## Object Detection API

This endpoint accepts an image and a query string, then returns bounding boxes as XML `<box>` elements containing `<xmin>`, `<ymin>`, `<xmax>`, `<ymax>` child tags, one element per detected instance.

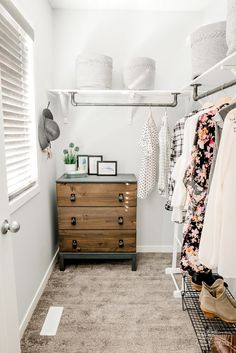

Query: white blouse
<box><xmin>171</xmin><ymin>112</ymin><xmax>199</xmax><ymax>223</ymax></box>
<box><xmin>199</xmin><ymin>109</ymin><xmax>236</xmax><ymax>278</ymax></box>
<box><xmin>158</xmin><ymin>113</ymin><xmax>171</xmax><ymax>197</ymax></box>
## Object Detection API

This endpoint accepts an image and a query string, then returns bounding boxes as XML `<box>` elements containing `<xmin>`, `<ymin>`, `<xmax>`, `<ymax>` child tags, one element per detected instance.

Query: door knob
<box><xmin>1</xmin><ymin>220</ymin><xmax>20</xmax><ymax>235</ymax></box>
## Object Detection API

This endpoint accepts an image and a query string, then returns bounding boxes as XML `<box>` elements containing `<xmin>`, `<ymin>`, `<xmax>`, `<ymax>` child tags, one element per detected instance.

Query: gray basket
<box><xmin>123</xmin><ymin>57</ymin><xmax>156</xmax><ymax>90</ymax></box>
<box><xmin>226</xmin><ymin>0</ymin><xmax>236</xmax><ymax>55</ymax></box>
<box><xmin>76</xmin><ymin>53</ymin><xmax>113</xmax><ymax>89</ymax></box>
<box><xmin>190</xmin><ymin>21</ymin><xmax>227</xmax><ymax>79</ymax></box>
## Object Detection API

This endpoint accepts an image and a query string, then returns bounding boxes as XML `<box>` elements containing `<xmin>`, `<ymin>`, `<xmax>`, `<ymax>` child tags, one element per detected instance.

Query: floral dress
<box><xmin>180</xmin><ymin>109</ymin><xmax>217</xmax><ymax>273</ymax></box>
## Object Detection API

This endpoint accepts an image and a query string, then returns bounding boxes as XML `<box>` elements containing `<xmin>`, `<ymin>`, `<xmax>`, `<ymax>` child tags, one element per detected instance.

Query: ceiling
<box><xmin>49</xmin><ymin>0</ymin><xmax>212</xmax><ymax>11</ymax></box>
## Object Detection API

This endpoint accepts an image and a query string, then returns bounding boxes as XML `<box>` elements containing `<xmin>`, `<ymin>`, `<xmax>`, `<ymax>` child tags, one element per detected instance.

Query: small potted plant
<box><xmin>63</xmin><ymin>142</ymin><xmax>79</xmax><ymax>173</ymax></box>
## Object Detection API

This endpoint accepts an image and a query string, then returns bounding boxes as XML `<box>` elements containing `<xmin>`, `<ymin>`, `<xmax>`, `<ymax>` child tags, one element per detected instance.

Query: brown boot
<box><xmin>200</xmin><ymin>284</ymin><xmax>236</xmax><ymax>323</ymax></box>
<box><xmin>200</xmin><ymin>280</ymin><xmax>236</xmax><ymax>308</ymax></box>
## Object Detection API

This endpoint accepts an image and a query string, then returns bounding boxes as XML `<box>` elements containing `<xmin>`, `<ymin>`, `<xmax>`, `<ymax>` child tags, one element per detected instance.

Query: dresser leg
<box><xmin>59</xmin><ymin>254</ymin><xmax>65</xmax><ymax>271</ymax></box>
<box><xmin>131</xmin><ymin>254</ymin><xmax>137</xmax><ymax>271</ymax></box>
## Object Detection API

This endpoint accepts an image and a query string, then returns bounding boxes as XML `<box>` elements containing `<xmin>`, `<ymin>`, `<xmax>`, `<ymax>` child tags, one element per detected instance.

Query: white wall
<box><xmin>52</xmin><ymin>10</ymin><xmax>204</xmax><ymax>250</ymax></box>
<box><xmin>10</xmin><ymin>0</ymin><xmax>58</xmax><ymax>325</ymax></box>
<box><xmin>203</xmin><ymin>0</ymin><xmax>227</xmax><ymax>24</ymax></box>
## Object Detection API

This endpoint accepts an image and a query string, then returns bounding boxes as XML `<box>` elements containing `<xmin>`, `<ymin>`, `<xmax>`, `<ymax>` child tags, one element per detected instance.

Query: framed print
<box><xmin>77</xmin><ymin>155</ymin><xmax>89</xmax><ymax>173</ymax></box>
<box><xmin>97</xmin><ymin>161</ymin><xmax>117</xmax><ymax>176</ymax></box>
<box><xmin>88</xmin><ymin>155</ymin><xmax>103</xmax><ymax>175</ymax></box>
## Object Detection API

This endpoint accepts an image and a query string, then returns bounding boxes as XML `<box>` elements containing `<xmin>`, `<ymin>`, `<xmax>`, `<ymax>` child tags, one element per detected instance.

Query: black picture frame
<box><xmin>97</xmin><ymin>161</ymin><xmax>117</xmax><ymax>176</ymax></box>
<box><xmin>88</xmin><ymin>155</ymin><xmax>103</xmax><ymax>175</ymax></box>
<box><xmin>77</xmin><ymin>155</ymin><xmax>89</xmax><ymax>174</ymax></box>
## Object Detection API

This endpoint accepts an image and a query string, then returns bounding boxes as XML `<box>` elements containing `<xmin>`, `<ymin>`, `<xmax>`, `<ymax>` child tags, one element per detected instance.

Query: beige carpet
<box><xmin>21</xmin><ymin>254</ymin><xmax>200</xmax><ymax>353</ymax></box>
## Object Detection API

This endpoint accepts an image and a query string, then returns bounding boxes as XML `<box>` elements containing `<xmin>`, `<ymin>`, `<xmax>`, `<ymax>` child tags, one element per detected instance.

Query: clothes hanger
<box><xmin>215</xmin><ymin>95</ymin><xmax>232</xmax><ymax>108</ymax></box>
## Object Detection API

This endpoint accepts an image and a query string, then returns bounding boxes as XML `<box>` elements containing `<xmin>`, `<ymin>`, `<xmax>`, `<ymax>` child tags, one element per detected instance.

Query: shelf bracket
<box><xmin>70</xmin><ymin>92</ymin><xmax>180</xmax><ymax>108</ymax></box>
<box><xmin>191</xmin><ymin>79</ymin><xmax>236</xmax><ymax>101</ymax></box>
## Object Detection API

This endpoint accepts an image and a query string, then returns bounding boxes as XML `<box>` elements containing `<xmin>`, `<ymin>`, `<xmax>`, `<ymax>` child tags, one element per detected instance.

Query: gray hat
<box><xmin>38</xmin><ymin>108</ymin><xmax>60</xmax><ymax>150</ymax></box>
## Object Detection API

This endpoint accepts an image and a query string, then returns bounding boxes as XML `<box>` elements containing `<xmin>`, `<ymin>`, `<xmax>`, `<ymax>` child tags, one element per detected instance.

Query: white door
<box><xmin>0</xmin><ymin>95</ymin><xmax>21</xmax><ymax>351</ymax></box>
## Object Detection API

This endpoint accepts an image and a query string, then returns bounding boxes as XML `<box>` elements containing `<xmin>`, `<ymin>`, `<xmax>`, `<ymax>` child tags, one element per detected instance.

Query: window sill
<box><xmin>9</xmin><ymin>184</ymin><xmax>40</xmax><ymax>215</ymax></box>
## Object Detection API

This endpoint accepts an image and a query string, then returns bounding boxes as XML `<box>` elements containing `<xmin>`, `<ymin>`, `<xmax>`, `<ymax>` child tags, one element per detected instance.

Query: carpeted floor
<box><xmin>21</xmin><ymin>253</ymin><xmax>200</xmax><ymax>353</ymax></box>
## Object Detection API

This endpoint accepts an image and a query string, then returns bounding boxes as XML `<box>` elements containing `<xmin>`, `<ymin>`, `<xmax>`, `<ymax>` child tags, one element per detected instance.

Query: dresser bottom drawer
<box><xmin>59</xmin><ymin>230</ymin><xmax>136</xmax><ymax>253</ymax></box>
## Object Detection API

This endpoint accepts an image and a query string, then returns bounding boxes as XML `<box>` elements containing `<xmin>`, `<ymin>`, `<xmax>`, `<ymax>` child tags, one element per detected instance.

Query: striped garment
<box><xmin>165</xmin><ymin>116</ymin><xmax>187</xmax><ymax>210</ymax></box>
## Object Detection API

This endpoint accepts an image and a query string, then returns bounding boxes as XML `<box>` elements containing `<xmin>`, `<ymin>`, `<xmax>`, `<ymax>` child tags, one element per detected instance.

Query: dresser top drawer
<box><xmin>57</xmin><ymin>182</ymin><xmax>137</xmax><ymax>207</ymax></box>
<box><xmin>56</xmin><ymin>173</ymin><xmax>137</xmax><ymax>184</ymax></box>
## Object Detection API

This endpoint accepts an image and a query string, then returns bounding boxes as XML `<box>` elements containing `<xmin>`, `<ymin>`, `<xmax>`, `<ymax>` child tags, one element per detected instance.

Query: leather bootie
<box><xmin>200</xmin><ymin>284</ymin><xmax>236</xmax><ymax>323</ymax></box>
<box><xmin>191</xmin><ymin>271</ymin><xmax>224</xmax><ymax>291</ymax></box>
<box><xmin>200</xmin><ymin>280</ymin><xmax>236</xmax><ymax>308</ymax></box>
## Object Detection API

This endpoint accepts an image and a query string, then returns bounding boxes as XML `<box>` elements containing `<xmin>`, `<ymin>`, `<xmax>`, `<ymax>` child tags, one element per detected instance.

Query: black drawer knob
<box><xmin>71</xmin><ymin>217</ymin><xmax>77</xmax><ymax>225</ymax></box>
<box><xmin>118</xmin><ymin>239</ymin><xmax>124</xmax><ymax>248</ymax></box>
<box><xmin>118</xmin><ymin>216</ymin><xmax>124</xmax><ymax>225</ymax></box>
<box><xmin>72</xmin><ymin>240</ymin><xmax>81</xmax><ymax>251</ymax></box>
<box><xmin>118</xmin><ymin>193</ymin><xmax>124</xmax><ymax>202</ymax></box>
<box><xmin>70</xmin><ymin>193</ymin><xmax>76</xmax><ymax>202</ymax></box>
<box><xmin>72</xmin><ymin>240</ymin><xmax>77</xmax><ymax>249</ymax></box>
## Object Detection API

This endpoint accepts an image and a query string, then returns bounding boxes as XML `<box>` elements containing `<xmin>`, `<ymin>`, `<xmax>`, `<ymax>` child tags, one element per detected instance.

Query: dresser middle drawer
<box><xmin>58</xmin><ymin>206</ymin><xmax>136</xmax><ymax>230</ymax></box>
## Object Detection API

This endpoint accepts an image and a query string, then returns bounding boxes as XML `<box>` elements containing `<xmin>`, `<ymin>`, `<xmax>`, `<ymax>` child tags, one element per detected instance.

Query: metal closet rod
<box><xmin>192</xmin><ymin>79</ymin><xmax>236</xmax><ymax>101</ymax></box>
<box><xmin>70</xmin><ymin>92</ymin><xmax>181</xmax><ymax>107</ymax></box>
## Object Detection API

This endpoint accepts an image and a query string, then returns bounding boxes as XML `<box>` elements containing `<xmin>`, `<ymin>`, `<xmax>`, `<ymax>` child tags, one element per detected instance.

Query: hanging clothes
<box><xmin>165</xmin><ymin>116</ymin><xmax>187</xmax><ymax>210</ymax></box>
<box><xmin>180</xmin><ymin>108</ymin><xmax>217</xmax><ymax>273</ymax></box>
<box><xmin>158</xmin><ymin>112</ymin><xmax>171</xmax><ymax>197</ymax></box>
<box><xmin>199</xmin><ymin>109</ymin><xmax>236</xmax><ymax>278</ymax></box>
<box><xmin>137</xmin><ymin>111</ymin><xmax>159</xmax><ymax>199</ymax></box>
<box><xmin>171</xmin><ymin>108</ymin><xmax>213</xmax><ymax>223</ymax></box>
<box><xmin>171</xmin><ymin>112</ymin><xmax>200</xmax><ymax>223</ymax></box>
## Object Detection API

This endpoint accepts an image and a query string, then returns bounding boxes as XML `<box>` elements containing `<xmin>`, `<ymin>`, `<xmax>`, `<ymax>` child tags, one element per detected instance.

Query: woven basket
<box><xmin>190</xmin><ymin>21</ymin><xmax>227</xmax><ymax>79</ymax></box>
<box><xmin>123</xmin><ymin>57</ymin><xmax>156</xmax><ymax>90</ymax></box>
<box><xmin>75</xmin><ymin>53</ymin><xmax>113</xmax><ymax>89</ymax></box>
<box><xmin>226</xmin><ymin>0</ymin><xmax>236</xmax><ymax>55</ymax></box>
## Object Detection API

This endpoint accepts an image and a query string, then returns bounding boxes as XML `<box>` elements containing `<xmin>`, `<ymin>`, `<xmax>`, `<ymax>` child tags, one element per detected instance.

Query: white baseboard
<box><xmin>137</xmin><ymin>245</ymin><xmax>172</xmax><ymax>253</ymax></box>
<box><xmin>19</xmin><ymin>249</ymin><xmax>59</xmax><ymax>338</ymax></box>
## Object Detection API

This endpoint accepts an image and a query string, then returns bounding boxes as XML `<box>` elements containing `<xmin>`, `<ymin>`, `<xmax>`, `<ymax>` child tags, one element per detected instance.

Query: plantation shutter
<box><xmin>0</xmin><ymin>3</ymin><xmax>37</xmax><ymax>201</ymax></box>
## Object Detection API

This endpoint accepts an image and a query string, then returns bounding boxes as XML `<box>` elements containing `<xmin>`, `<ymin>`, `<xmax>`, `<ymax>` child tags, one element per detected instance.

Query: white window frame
<box><xmin>0</xmin><ymin>1</ymin><xmax>40</xmax><ymax>214</ymax></box>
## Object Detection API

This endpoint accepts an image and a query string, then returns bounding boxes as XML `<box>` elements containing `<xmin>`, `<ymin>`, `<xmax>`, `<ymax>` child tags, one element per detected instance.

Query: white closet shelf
<box><xmin>182</xmin><ymin>51</ymin><xmax>236</xmax><ymax>92</ymax></box>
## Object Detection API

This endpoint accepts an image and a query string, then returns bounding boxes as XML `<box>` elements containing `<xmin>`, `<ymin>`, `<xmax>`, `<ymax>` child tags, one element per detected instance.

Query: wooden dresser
<box><xmin>56</xmin><ymin>174</ymin><xmax>137</xmax><ymax>271</ymax></box>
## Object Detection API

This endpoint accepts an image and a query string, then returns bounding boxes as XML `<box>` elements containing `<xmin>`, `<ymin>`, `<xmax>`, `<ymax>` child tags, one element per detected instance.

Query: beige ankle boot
<box><xmin>200</xmin><ymin>280</ymin><xmax>236</xmax><ymax>308</ymax></box>
<box><xmin>200</xmin><ymin>285</ymin><xmax>236</xmax><ymax>323</ymax></box>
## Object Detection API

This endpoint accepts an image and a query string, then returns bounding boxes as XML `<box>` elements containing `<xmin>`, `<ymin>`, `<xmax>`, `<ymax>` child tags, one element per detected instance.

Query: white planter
<box><xmin>226</xmin><ymin>0</ymin><xmax>236</xmax><ymax>55</ymax></box>
<box><xmin>123</xmin><ymin>57</ymin><xmax>156</xmax><ymax>90</ymax></box>
<box><xmin>64</xmin><ymin>164</ymin><xmax>77</xmax><ymax>173</ymax></box>
<box><xmin>75</xmin><ymin>52</ymin><xmax>113</xmax><ymax>89</ymax></box>
<box><xmin>190</xmin><ymin>21</ymin><xmax>227</xmax><ymax>79</ymax></box>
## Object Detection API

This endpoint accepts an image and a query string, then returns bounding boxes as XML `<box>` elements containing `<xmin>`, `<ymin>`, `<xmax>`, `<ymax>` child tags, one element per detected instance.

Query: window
<box><xmin>0</xmin><ymin>4</ymin><xmax>37</xmax><ymax>201</ymax></box>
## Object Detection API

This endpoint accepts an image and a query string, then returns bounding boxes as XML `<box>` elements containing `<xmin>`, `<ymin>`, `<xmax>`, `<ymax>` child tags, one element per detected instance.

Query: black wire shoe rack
<box><xmin>182</xmin><ymin>274</ymin><xmax>236</xmax><ymax>353</ymax></box>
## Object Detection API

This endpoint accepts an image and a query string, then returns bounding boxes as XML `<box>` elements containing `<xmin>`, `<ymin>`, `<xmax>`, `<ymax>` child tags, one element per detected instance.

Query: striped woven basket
<box><xmin>190</xmin><ymin>21</ymin><xmax>227</xmax><ymax>79</ymax></box>
<box><xmin>76</xmin><ymin>53</ymin><xmax>113</xmax><ymax>89</ymax></box>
